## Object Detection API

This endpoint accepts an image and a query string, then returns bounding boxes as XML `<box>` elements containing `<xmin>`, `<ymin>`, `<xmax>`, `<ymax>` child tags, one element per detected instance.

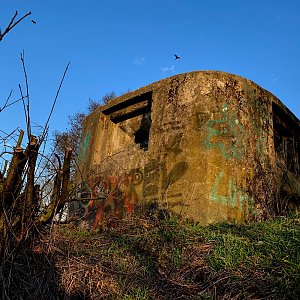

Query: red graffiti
<box><xmin>79</xmin><ymin>173</ymin><xmax>139</xmax><ymax>229</ymax></box>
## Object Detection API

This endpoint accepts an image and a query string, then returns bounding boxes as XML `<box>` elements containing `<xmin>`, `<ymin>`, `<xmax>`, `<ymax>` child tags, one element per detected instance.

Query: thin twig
<box><xmin>35</xmin><ymin>131</ymin><xmax>49</xmax><ymax>179</ymax></box>
<box><xmin>0</xmin><ymin>128</ymin><xmax>20</xmax><ymax>145</ymax></box>
<box><xmin>0</xmin><ymin>97</ymin><xmax>23</xmax><ymax>110</ymax></box>
<box><xmin>0</xmin><ymin>11</ymin><xmax>31</xmax><ymax>43</ymax></box>
<box><xmin>0</xmin><ymin>90</ymin><xmax>13</xmax><ymax>112</ymax></box>
<box><xmin>34</xmin><ymin>150</ymin><xmax>61</xmax><ymax>182</ymax></box>
<box><xmin>0</xmin><ymin>151</ymin><xmax>14</xmax><ymax>158</ymax></box>
<box><xmin>18</xmin><ymin>84</ymin><xmax>29</xmax><ymax>134</ymax></box>
<box><xmin>20</xmin><ymin>51</ymin><xmax>31</xmax><ymax>138</ymax></box>
<box><xmin>41</xmin><ymin>62</ymin><xmax>70</xmax><ymax>143</ymax></box>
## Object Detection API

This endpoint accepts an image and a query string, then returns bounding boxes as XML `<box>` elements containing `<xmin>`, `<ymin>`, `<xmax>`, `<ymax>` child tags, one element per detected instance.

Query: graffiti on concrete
<box><xmin>78</xmin><ymin>172</ymin><xmax>140</xmax><ymax>228</ymax></box>
<box><xmin>195</xmin><ymin>112</ymin><xmax>209</xmax><ymax>130</ymax></box>
<box><xmin>79</xmin><ymin>131</ymin><xmax>91</xmax><ymax>160</ymax></box>
<box><xmin>167</xmin><ymin>132</ymin><xmax>183</xmax><ymax>155</ymax></box>
<box><xmin>79</xmin><ymin>158</ymin><xmax>189</xmax><ymax>227</ymax></box>
<box><xmin>79</xmin><ymin>182</ymin><xmax>94</xmax><ymax>208</ymax></box>
<box><xmin>198</xmin><ymin>98</ymin><xmax>271</xmax><ymax>162</ymax></box>
<box><xmin>143</xmin><ymin>159</ymin><xmax>160</xmax><ymax>197</ymax></box>
<box><xmin>158</xmin><ymin>120</ymin><xmax>185</xmax><ymax>133</ymax></box>
<box><xmin>210</xmin><ymin>171</ymin><xmax>249</xmax><ymax>210</ymax></box>
<box><xmin>142</xmin><ymin>159</ymin><xmax>188</xmax><ymax>199</ymax></box>
<box><xmin>204</xmin><ymin>104</ymin><xmax>245</xmax><ymax>160</ymax></box>
<box><xmin>162</xmin><ymin>162</ymin><xmax>188</xmax><ymax>190</ymax></box>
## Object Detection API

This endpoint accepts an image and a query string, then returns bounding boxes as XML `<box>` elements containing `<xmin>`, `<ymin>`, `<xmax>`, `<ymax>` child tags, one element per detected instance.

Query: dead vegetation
<box><xmin>0</xmin><ymin>13</ymin><xmax>75</xmax><ymax>299</ymax></box>
<box><xmin>1</xmin><ymin>209</ymin><xmax>299</xmax><ymax>300</ymax></box>
<box><xmin>0</xmin><ymin>10</ymin><xmax>73</xmax><ymax>258</ymax></box>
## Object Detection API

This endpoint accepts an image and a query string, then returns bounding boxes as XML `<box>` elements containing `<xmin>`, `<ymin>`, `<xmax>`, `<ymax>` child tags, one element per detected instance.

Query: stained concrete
<box><xmin>73</xmin><ymin>71</ymin><xmax>300</xmax><ymax>226</ymax></box>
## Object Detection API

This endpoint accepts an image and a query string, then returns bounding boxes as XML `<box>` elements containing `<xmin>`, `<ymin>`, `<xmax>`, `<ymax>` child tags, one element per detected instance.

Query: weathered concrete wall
<box><xmin>73</xmin><ymin>71</ymin><xmax>300</xmax><ymax>226</ymax></box>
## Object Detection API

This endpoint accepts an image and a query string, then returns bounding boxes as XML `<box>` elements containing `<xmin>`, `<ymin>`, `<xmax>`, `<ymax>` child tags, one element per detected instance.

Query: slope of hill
<box><xmin>1</xmin><ymin>210</ymin><xmax>299</xmax><ymax>299</ymax></box>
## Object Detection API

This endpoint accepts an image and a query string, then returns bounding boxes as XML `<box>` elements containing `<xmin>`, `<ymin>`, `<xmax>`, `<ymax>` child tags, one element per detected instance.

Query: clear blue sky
<box><xmin>0</xmin><ymin>0</ymin><xmax>299</xmax><ymax>145</ymax></box>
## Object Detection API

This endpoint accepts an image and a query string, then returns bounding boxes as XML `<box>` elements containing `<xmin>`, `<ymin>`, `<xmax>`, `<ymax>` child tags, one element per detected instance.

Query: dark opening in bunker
<box><xmin>272</xmin><ymin>102</ymin><xmax>300</xmax><ymax>176</ymax></box>
<box><xmin>102</xmin><ymin>91</ymin><xmax>153</xmax><ymax>151</ymax></box>
<box><xmin>134</xmin><ymin>111</ymin><xmax>152</xmax><ymax>150</ymax></box>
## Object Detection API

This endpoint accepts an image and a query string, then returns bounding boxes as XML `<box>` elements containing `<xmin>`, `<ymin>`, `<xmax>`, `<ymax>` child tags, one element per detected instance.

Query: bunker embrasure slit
<box><xmin>102</xmin><ymin>91</ymin><xmax>153</xmax><ymax>150</ymax></box>
<box><xmin>134</xmin><ymin>111</ymin><xmax>152</xmax><ymax>150</ymax></box>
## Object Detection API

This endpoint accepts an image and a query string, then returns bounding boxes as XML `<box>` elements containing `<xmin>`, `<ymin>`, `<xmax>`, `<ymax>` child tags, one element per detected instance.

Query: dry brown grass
<box><xmin>1</xmin><ymin>212</ymin><xmax>299</xmax><ymax>299</ymax></box>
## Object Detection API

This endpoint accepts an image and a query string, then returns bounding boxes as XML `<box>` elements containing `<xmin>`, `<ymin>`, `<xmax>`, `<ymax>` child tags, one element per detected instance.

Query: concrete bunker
<box><xmin>72</xmin><ymin>71</ymin><xmax>300</xmax><ymax>226</ymax></box>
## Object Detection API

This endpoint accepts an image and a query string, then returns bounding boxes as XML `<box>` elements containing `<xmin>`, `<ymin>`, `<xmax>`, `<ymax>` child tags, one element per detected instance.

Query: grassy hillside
<box><xmin>1</xmin><ymin>211</ymin><xmax>300</xmax><ymax>299</ymax></box>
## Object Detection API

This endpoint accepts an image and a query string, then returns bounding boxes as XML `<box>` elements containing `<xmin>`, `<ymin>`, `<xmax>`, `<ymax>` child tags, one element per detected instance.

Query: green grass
<box><xmin>189</xmin><ymin>216</ymin><xmax>300</xmax><ymax>298</ymax></box>
<box><xmin>121</xmin><ymin>287</ymin><xmax>150</xmax><ymax>300</ymax></box>
<box><xmin>54</xmin><ymin>214</ymin><xmax>300</xmax><ymax>299</ymax></box>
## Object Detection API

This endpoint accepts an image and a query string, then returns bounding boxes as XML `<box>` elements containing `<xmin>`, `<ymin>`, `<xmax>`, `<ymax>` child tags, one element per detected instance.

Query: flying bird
<box><xmin>31</xmin><ymin>20</ymin><xmax>36</xmax><ymax>24</ymax></box>
<box><xmin>174</xmin><ymin>54</ymin><xmax>180</xmax><ymax>60</ymax></box>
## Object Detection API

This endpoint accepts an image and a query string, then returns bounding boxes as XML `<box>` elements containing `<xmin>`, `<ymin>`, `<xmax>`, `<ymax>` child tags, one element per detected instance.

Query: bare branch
<box><xmin>34</xmin><ymin>130</ymin><xmax>49</xmax><ymax>178</ymax></box>
<box><xmin>0</xmin><ymin>11</ymin><xmax>31</xmax><ymax>43</ymax></box>
<box><xmin>41</xmin><ymin>62</ymin><xmax>70</xmax><ymax>143</ymax></box>
<box><xmin>0</xmin><ymin>90</ymin><xmax>13</xmax><ymax>112</ymax></box>
<box><xmin>0</xmin><ymin>96</ymin><xmax>23</xmax><ymax>111</ymax></box>
<box><xmin>34</xmin><ymin>151</ymin><xmax>61</xmax><ymax>180</ymax></box>
<box><xmin>18</xmin><ymin>84</ymin><xmax>29</xmax><ymax>134</ymax></box>
<box><xmin>0</xmin><ymin>151</ymin><xmax>14</xmax><ymax>159</ymax></box>
<box><xmin>6</xmin><ymin>11</ymin><xmax>18</xmax><ymax>30</ymax></box>
<box><xmin>20</xmin><ymin>51</ymin><xmax>31</xmax><ymax>138</ymax></box>
<box><xmin>0</xmin><ymin>128</ymin><xmax>19</xmax><ymax>141</ymax></box>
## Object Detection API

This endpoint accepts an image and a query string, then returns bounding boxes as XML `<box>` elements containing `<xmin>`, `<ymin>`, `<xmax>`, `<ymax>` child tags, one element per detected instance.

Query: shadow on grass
<box><xmin>0</xmin><ymin>247</ymin><xmax>91</xmax><ymax>300</ymax></box>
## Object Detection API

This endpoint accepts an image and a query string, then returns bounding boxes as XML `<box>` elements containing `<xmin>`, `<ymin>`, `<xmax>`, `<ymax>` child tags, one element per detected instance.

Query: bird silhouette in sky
<box><xmin>31</xmin><ymin>20</ymin><xmax>36</xmax><ymax>24</ymax></box>
<box><xmin>174</xmin><ymin>54</ymin><xmax>180</xmax><ymax>60</ymax></box>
